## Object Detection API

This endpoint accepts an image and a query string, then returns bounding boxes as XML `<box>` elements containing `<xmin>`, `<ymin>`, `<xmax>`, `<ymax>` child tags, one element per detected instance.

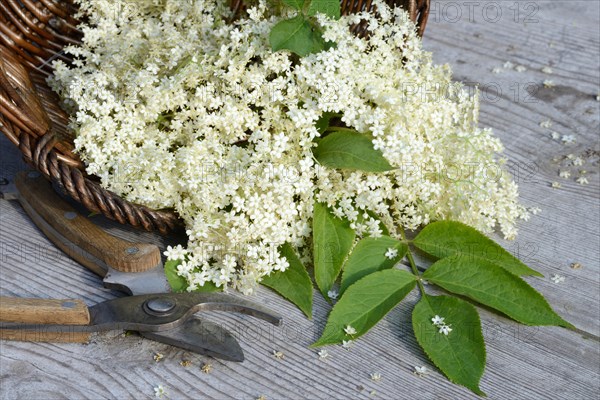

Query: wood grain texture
<box><xmin>0</xmin><ymin>297</ymin><xmax>90</xmax><ymax>325</ymax></box>
<box><xmin>15</xmin><ymin>171</ymin><xmax>162</xmax><ymax>274</ymax></box>
<box><xmin>1</xmin><ymin>1</ymin><xmax>599</xmax><ymax>399</ymax></box>
<box><xmin>0</xmin><ymin>329</ymin><xmax>89</xmax><ymax>344</ymax></box>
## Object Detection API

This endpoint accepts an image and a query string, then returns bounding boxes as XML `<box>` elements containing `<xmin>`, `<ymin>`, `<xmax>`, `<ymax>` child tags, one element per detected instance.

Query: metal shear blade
<box><xmin>1</xmin><ymin>293</ymin><xmax>282</xmax><ymax>362</ymax></box>
<box><xmin>143</xmin><ymin>320</ymin><xmax>244</xmax><ymax>362</ymax></box>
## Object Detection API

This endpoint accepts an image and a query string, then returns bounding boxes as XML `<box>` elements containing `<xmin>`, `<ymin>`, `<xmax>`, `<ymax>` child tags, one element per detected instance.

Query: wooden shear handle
<box><xmin>0</xmin><ymin>297</ymin><xmax>91</xmax><ymax>343</ymax></box>
<box><xmin>15</xmin><ymin>171</ymin><xmax>161</xmax><ymax>276</ymax></box>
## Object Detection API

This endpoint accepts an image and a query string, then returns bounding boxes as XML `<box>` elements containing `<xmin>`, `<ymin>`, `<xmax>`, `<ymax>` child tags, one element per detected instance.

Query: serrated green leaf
<box><xmin>164</xmin><ymin>259</ymin><xmax>220</xmax><ymax>293</ymax></box>
<box><xmin>262</xmin><ymin>243</ymin><xmax>313</xmax><ymax>318</ymax></box>
<box><xmin>413</xmin><ymin>221</ymin><xmax>542</xmax><ymax>277</ymax></box>
<box><xmin>307</xmin><ymin>0</ymin><xmax>341</xmax><ymax>19</ymax></box>
<box><xmin>269</xmin><ymin>15</ymin><xmax>324</xmax><ymax>57</ymax></box>
<box><xmin>423</xmin><ymin>258</ymin><xmax>573</xmax><ymax>328</ymax></box>
<box><xmin>413</xmin><ymin>295</ymin><xmax>486</xmax><ymax>396</ymax></box>
<box><xmin>340</xmin><ymin>236</ymin><xmax>407</xmax><ymax>294</ymax></box>
<box><xmin>164</xmin><ymin>259</ymin><xmax>188</xmax><ymax>292</ymax></box>
<box><xmin>313</xmin><ymin>202</ymin><xmax>355</xmax><ymax>298</ymax></box>
<box><xmin>282</xmin><ymin>0</ymin><xmax>305</xmax><ymax>10</ymax></box>
<box><xmin>313</xmin><ymin>130</ymin><xmax>394</xmax><ymax>172</ymax></box>
<box><xmin>313</xmin><ymin>269</ymin><xmax>416</xmax><ymax>346</ymax></box>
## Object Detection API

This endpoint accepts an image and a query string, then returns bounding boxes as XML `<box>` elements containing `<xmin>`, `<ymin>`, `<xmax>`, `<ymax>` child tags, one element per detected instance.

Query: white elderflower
<box><xmin>561</xmin><ymin>135</ymin><xmax>576</xmax><ymax>144</ymax></box>
<box><xmin>328</xmin><ymin>289</ymin><xmax>339</xmax><ymax>300</ymax></box>
<box><xmin>540</xmin><ymin>120</ymin><xmax>553</xmax><ymax>129</ymax></box>
<box><xmin>344</xmin><ymin>325</ymin><xmax>357</xmax><ymax>336</ymax></box>
<box><xmin>385</xmin><ymin>247</ymin><xmax>399</xmax><ymax>259</ymax></box>
<box><xmin>414</xmin><ymin>366</ymin><xmax>429</xmax><ymax>377</ymax></box>
<box><xmin>154</xmin><ymin>385</ymin><xmax>166</xmax><ymax>398</ymax></box>
<box><xmin>528</xmin><ymin>207</ymin><xmax>541</xmax><ymax>215</ymax></box>
<box><xmin>541</xmin><ymin>66</ymin><xmax>553</xmax><ymax>74</ymax></box>
<box><xmin>551</xmin><ymin>182</ymin><xmax>562</xmax><ymax>189</ymax></box>
<box><xmin>342</xmin><ymin>340</ymin><xmax>354</xmax><ymax>349</ymax></box>
<box><xmin>576</xmin><ymin>176</ymin><xmax>589</xmax><ymax>185</ymax></box>
<box><xmin>432</xmin><ymin>315</ymin><xmax>452</xmax><ymax>335</ymax></box>
<box><xmin>515</xmin><ymin>65</ymin><xmax>528</xmax><ymax>72</ymax></box>
<box><xmin>164</xmin><ymin>245</ymin><xmax>187</xmax><ymax>261</ymax></box>
<box><xmin>543</xmin><ymin>80</ymin><xmax>555</xmax><ymax>88</ymax></box>
<box><xmin>50</xmin><ymin>0</ymin><xmax>532</xmax><ymax>293</ymax></box>
<box><xmin>551</xmin><ymin>274</ymin><xmax>565</xmax><ymax>284</ymax></box>
<box><xmin>559</xmin><ymin>170</ymin><xmax>571</xmax><ymax>179</ymax></box>
<box><xmin>492</xmin><ymin>67</ymin><xmax>503</xmax><ymax>74</ymax></box>
<box><xmin>370</xmin><ymin>372</ymin><xmax>382</xmax><ymax>382</ymax></box>
<box><xmin>503</xmin><ymin>61</ymin><xmax>514</xmax><ymax>69</ymax></box>
<box><xmin>572</xmin><ymin>157</ymin><xmax>584</xmax><ymax>166</ymax></box>
<box><xmin>551</xmin><ymin>131</ymin><xmax>561</xmax><ymax>140</ymax></box>
<box><xmin>439</xmin><ymin>325</ymin><xmax>453</xmax><ymax>335</ymax></box>
<box><xmin>318</xmin><ymin>349</ymin><xmax>329</xmax><ymax>360</ymax></box>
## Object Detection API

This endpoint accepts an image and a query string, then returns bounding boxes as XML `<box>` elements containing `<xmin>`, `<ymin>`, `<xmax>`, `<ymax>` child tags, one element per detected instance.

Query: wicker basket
<box><xmin>0</xmin><ymin>0</ymin><xmax>430</xmax><ymax>235</ymax></box>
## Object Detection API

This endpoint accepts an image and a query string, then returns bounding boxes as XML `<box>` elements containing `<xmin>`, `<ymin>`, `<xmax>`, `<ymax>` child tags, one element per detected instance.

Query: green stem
<box><xmin>302</xmin><ymin>0</ymin><xmax>312</xmax><ymax>15</ymax></box>
<box><xmin>399</xmin><ymin>226</ymin><xmax>426</xmax><ymax>295</ymax></box>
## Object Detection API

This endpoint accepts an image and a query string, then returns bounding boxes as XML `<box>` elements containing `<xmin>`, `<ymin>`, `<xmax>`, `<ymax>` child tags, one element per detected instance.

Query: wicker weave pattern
<box><xmin>0</xmin><ymin>0</ymin><xmax>429</xmax><ymax>234</ymax></box>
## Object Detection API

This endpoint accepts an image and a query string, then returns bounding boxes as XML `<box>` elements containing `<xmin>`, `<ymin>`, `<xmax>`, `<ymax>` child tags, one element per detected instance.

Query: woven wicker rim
<box><xmin>0</xmin><ymin>0</ymin><xmax>430</xmax><ymax>234</ymax></box>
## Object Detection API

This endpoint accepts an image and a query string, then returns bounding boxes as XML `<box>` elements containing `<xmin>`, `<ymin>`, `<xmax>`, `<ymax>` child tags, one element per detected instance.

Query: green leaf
<box><xmin>423</xmin><ymin>258</ymin><xmax>573</xmax><ymax>328</ymax></box>
<box><xmin>413</xmin><ymin>295</ymin><xmax>486</xmax><ymax>396</ymax></box>
<box><xmin>164</xmin><ymin>259</ymin><xmax>188</xmax><ymax>293</ymax></box>
<box><xmin>192</xmin><ymin>281</ymin><xmax>221</xmax><ymax>292</ymax></box>
<box><xmin>315</xmin><ymin>112</ymin><xmax>338</xmax><ymax>134</ymax></box>
<box><xmin>262</xmin><ymin>243</ymin><xmax>313</xmax><ymax>318</ymax></box>
<box><xmin>313</xmin><ymin>269</ymin><xmax>416</xmax><ymax>346</ymax></box>
<box><xmin>340</xmin><ymin>236</ymin><xmax>407</xmax><ymax>294</ymax></box>
<box><xmin>312</xmin><ymin>130</ymin><xmax>394</xmax><ymax>172</ymax></box>
<box><xmin>307</xmin><ymin>0</ymin><xmax>341</xmax><ymax>19</ymax></box>
<box><xmin>269</xmin><ymin>15</ymin><xmax>324</xmax><ymax>57</ymax></box>
<box><xmin>282</xmin><ymin>0</ymin><xmax>305</xmax><ymax>10</ymax></box>
<box><xmin>164</xmin><ymin>259</ymin><xmax>220</xmax><ymax>293</ymax></box>
<box><xmin>313</xmin><ymin>202</ymin><xmax>355</xmax><ymax>298</ymax></box>
<box><xmin>413</xmin><ymin>221</ymin><xmax>542</xmax><ymax>277</ymax></box>
<box><xmin>323</xmin><ymin>40</ymin><xmax>336</xmax><ymax>51</ymax></box>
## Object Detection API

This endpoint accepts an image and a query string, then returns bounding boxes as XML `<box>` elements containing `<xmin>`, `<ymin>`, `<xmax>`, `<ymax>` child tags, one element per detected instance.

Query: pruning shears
<box><xmin>0</xmin><ymin>171</ymin><xmax>282</xmax><ymax>361</ymax></box>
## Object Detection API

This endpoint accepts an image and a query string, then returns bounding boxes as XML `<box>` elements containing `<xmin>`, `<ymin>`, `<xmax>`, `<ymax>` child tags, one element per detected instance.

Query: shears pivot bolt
<box><xmin>143</xmin><ymin>297</ymin><xmax>176</xmax><ymax>316</ymax></box>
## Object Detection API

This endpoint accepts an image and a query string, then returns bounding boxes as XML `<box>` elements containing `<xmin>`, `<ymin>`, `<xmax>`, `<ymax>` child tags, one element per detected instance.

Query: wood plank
<box><xmin>422</xmin><ymin>0</ymin><xmax>600</xmax><ymax>337</ymax></box>
<box><xmin>1</xmin><ymin>1</ymin><xmax>599</xmax><ymax>399</ymax></box>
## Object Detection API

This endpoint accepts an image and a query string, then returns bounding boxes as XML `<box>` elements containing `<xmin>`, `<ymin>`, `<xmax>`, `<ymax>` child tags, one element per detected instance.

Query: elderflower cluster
<box><xmin>432</xmin><ymin>315</ymin><xmax>452</xmax><ymax>335</ymax></box>
<box><xmin>49</xmin><ymin>0</ymin><xmax>528</xmax><ymax>293</ymax></box>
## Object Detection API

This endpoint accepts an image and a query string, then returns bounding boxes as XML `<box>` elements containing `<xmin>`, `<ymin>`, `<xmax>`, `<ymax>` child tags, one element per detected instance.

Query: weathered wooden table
<box><xmin>1</xmin><ymin>1</ymin><xmax>598</xmax><ymax>399</ymax></box>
